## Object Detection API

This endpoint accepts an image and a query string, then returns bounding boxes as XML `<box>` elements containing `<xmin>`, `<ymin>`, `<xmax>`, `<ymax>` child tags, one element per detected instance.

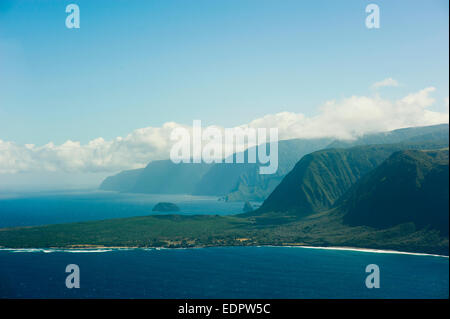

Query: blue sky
<box><xmin>0</xmin><ymin>0</ymin><xmax>449</xmax><ymax>145</ymax></box>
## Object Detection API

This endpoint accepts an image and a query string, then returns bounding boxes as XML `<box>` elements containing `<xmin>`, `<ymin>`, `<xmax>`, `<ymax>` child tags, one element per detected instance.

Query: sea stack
<box><xmin>152</xmin><ymin>202</ymin><xmax>180</xmax><ymax>212</ymax></box>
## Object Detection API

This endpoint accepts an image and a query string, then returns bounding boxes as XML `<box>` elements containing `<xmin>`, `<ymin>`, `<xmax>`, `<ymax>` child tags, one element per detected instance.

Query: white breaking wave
<box><xmin>0</xmin><ymin>248</ymin><xmax>113</xmax><ymax>253</ymax></box>
<box><xmin>291</xmin><ymin>245</ymin><xmax>449</xmax><ymax>258</ymax></box>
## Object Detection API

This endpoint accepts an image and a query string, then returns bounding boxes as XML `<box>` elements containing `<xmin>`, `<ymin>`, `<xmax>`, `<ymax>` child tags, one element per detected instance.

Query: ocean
<box><xmin>0</xmin><ymin>190</ymin><xmax>248</xmax><ymax>228</ymax></box>
<box><xmin>0</xmin><ymin>191</ymin><xmax>448</xmax><ymax>299</ymax></box>
<box><xmin>0</xmin><ymin>247</ymin><xmax>448</xmax><ymax>298</ymax></box>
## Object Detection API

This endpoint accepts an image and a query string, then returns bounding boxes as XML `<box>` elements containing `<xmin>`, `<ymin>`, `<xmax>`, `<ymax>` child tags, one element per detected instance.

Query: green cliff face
<box><xmin>100</xmin><ymin>160</ymin><xmax>212</xmax><ymax>194</ymax></box>
<box><xmin>255</xmin><ymin>141</ymin><xmax>449</xmax><ymax>217</ymax></box>
<box><xmin>341</xmin><ymin>149</ymin><xmax>449</xmax><ymax>236</ymax></box>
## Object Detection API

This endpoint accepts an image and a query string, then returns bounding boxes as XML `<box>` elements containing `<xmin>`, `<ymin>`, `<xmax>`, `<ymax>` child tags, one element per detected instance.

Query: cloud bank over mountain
<box><xmin>0</xmin><ymin>87</ymin><xmax>448</xmax><ymax>174</ymax></box>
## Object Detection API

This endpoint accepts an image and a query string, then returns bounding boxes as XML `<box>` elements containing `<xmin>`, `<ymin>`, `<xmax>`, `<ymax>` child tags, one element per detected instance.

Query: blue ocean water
<box><xmin>0</xmin><ymin>190</ymin><xmax>249</xmax><ymax>228</ymax></box>
<box><xmin>0</xmin><ymin>191</ymin><xmax>448</xmax><ymax>299</ymax></box>
<box><xmin>0</xmin><ymin>247</ymin><xmax>448</xmax><ymax>298</ymax></box>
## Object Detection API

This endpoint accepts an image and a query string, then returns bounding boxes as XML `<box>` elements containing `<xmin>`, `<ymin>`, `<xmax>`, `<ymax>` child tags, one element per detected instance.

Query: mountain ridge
<box><xmin>100</xmin><ymin>124</ymin><xmax>449</xmax><ymax>202</ymax></box>
<box><xmin>251</xmin><ymin>141</ymin><xmax>449</xmax><ymax>217</ymax></box>
<box><xmin>340</xmin><ymin>149</ymin><xmax>449</xmax><ymax>235</ymax></box>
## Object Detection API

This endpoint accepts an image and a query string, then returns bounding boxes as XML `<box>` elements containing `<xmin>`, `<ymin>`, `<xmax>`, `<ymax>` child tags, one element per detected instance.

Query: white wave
<box><xmin>0</xmin><ymin>248</ymin><xmax>113</xmax><ymax>253</ymax></box>
<box><xmin>1</xmin><ymin>245</ymin><xmax>448</xmax><ymax>257</ymax></box>
<box><xmin>63</xmin><ymin>249</ymin><xmax>113</xmax><ymax>253</ymax></box>
<box><xmin>290</xmin><ymin>245</ymin><xmax>449</xmax><ymax>258</ymax></box>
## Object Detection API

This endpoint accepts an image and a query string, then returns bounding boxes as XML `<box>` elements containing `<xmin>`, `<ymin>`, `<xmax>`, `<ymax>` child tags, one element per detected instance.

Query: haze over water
<box><xmin>0</xmin><ymin>191</ymin><xmax>247</xmax><ymax>228</ymax></box>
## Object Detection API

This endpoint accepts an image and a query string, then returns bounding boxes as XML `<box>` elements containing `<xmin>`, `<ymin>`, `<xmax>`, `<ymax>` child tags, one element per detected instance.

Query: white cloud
<box><xmin>0</xmin><ymin>87</ymin><xmax>448</xmax><ymax>174</ymax></box>
<box><xmin>247</xmin><ymin>87</ymin><xmax>448</xmax><ymax>140</ymax></box>
<box><xmin>0</xmin><ymin>122</ymin><xmax>183</xmax><ymax>174</ymax></box>
<box><xmin>371</xmin><ymin>77</ymin><xmax>399</xmax><ymax>89</ymax></box>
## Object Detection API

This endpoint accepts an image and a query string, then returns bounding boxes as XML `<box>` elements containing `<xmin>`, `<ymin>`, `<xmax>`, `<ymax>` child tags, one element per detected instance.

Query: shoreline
<box><xmin>1</xmin><ymin>244</ymin><xmax>448</xmax><ymax>258</ymax></box>
<box><xmin>282</xmin><ymin>245</ymin><xmax>449</xmax><ymax>258</ymax></box>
